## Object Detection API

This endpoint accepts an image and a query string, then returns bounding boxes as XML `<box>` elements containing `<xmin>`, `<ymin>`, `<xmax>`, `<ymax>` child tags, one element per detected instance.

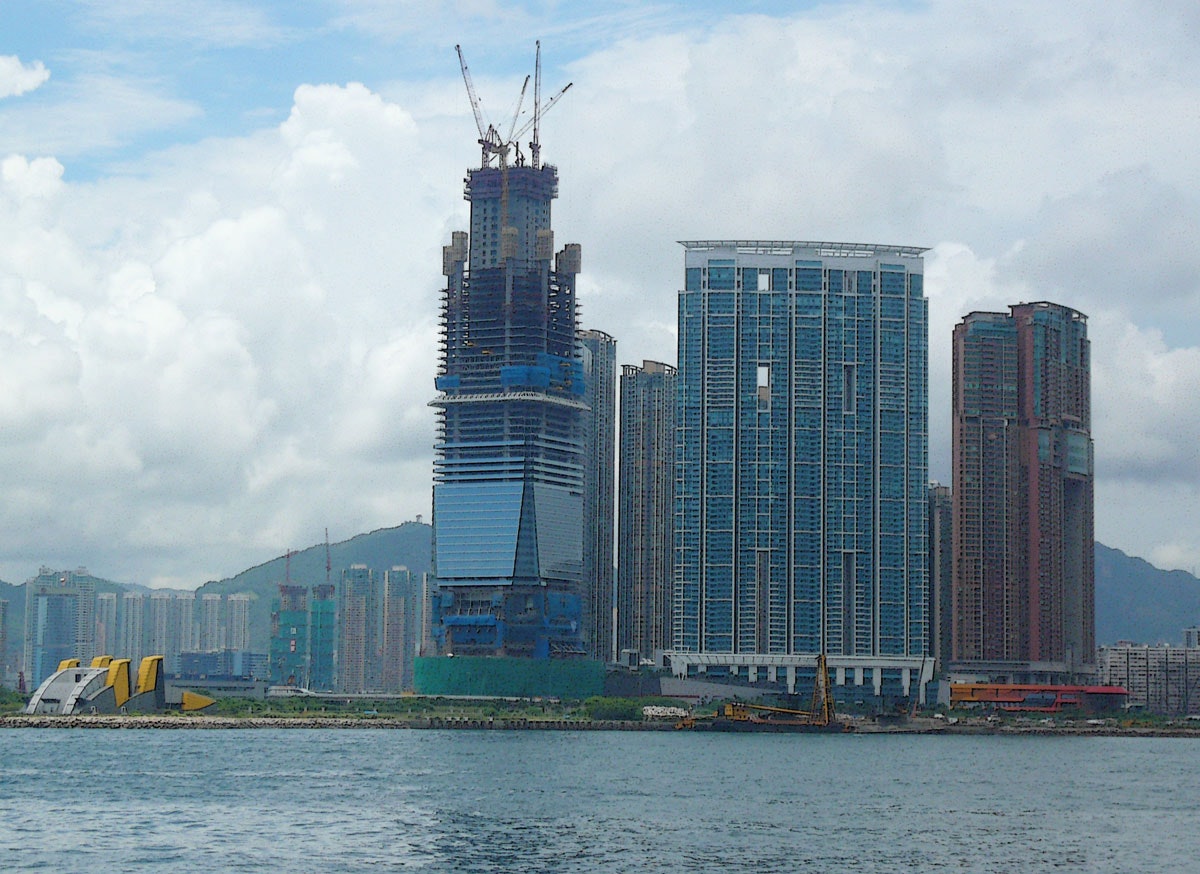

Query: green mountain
<box><xmin>1095</xmin><ymin>543</ymin><xmax>1200</xmax><ymax>645</ymax></box>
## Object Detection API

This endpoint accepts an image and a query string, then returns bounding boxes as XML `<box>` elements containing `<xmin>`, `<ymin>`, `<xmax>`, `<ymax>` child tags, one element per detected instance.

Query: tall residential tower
<box><xmin>580</xmin><ymin>329</ymin><xmax>617</xmax><ymax>662</ymax></box>
<box><xmin>669</xmin><ymin>241</ymin><xmax>932</xmax><ymax>701</ymax></box>
<box><xmin>24</xmin><ymin>567</ymin><xmax>96</xmax><ymax>686</ymax></box>
<box><xmin>617</xmin><ymin>360</ymin><xmax>676</xmax><ymax>663</ymax></box>
<box><xmin>951</xmin><ymin>302</ymin><xmax>1094</xmax><ymax>681</ymax></box>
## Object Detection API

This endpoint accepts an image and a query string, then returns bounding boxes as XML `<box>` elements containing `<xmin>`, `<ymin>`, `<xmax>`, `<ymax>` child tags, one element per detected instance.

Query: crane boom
<box><xmin>455</xmin><ymin>44</ymin><xmax>486</xmax><ymax>139</ymax></box>
<box><xmin>506</xmin><ymin>74</ymin><xmax>530</xmax><ymax>146</ymax></box>
<box><xmin>513</xmin><ymin>83</ymin><xmax>572</xmax><ymax>147</ymax></box>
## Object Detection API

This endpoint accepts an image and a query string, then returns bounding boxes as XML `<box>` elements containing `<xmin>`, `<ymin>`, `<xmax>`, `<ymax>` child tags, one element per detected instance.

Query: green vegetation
<box><xmin>0</xmin><ymin>686</ymin><xmax>28</xmax><ymax>714</ymax></box>
<box><xmin>208</xmin><ymin>694</ymin><xmax>580</xmax><ymax>721</ymax></box>
<box><xmin>581</xmin><ymin>696</ymin><xmax>690</xmax><ymax>721</ymax></box>
<box><xmin>201</xmin><ymin>694</ymin><xmax>691</xmax><ymax>722</ymax></box>
<box><xmin>582</xmin><ymin>697</ymin><xmax>644</xmax><ymax>721</ymax></box>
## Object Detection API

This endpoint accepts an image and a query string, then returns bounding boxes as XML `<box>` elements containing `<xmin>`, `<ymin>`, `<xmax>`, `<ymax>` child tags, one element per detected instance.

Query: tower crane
<box><xmin>455</xmin><ymin>42</ymin><xmax>572</xmax><ymax>235</ymax></box>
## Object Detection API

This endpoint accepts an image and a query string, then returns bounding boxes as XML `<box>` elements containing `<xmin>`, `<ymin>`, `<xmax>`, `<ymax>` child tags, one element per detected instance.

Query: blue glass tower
<box><xmin>430</xmin><ymin>126</ymin><xmax>585</xmax><ymax>659</ymax></box>
<box><xmin>671</xmin><ymin>241</ymin><xmax>930</xmax><ymax>700</ymax></box>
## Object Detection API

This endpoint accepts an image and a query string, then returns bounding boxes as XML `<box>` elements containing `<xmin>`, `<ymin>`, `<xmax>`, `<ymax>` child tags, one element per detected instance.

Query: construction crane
<box><xmin>675</xmin><ymin>653</ymin><xmax>850</xmax><ymax>732</ymax></box>
<box><xmin>455</xmin><ymin>42</ymin><xmax>572</xmax><ymax>234</ymax></box>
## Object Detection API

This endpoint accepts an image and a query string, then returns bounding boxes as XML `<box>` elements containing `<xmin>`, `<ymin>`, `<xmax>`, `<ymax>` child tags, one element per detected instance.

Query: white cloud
<box><xmin>0</xmin><ymin>74</ymin><xmax>201</xmax><ymax>160</ymax></box>
<box><xmin>1091</xmin><ymin>313</ymin><xmax>1200</xmax><ymax>485</ymax></box>
<box><xmin>0</xmin><ymin>79</ymin><xmax>451</xmax><ymax>585</ymax></box>
<box><xmin>0</xmin><ymin>55</ymin><xmax>49</xmax><ymax>98</ymax></box>
<box><xmin>2</xmin><ymin>155</ymin><xmax>65</xmax><ymax>200</ymax></box>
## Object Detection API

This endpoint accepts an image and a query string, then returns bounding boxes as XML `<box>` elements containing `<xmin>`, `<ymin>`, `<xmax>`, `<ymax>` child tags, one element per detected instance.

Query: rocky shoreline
<box><xmin>4</xmin><ymin>713</ymin><xmax>1200</xmax><ymax>736</ymax></box>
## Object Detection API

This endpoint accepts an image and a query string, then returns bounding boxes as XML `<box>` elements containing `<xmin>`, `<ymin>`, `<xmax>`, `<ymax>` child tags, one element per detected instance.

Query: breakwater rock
<box><xmin>0</xmin><ymin>714</ymin><xmax>678</xmax><ymax>731</ymax></box>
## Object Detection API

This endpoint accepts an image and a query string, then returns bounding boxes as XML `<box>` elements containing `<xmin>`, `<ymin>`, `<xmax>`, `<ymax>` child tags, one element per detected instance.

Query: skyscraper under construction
<box><xmin>429</xmin><ymin>45</ymin><xmax>586</xmax><ymax>660</ymax></box>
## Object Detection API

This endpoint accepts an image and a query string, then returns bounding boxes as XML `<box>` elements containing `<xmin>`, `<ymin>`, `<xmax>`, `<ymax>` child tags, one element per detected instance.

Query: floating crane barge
<box><xmin>676</xmin><ymin>653</ymin><xmax>854</xmax><ymax>733</ymax></box>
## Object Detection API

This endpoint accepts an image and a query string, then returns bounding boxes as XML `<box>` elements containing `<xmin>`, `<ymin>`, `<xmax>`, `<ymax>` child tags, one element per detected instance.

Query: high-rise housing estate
<box><xmin>617</xmin><ymin>360</ymin><xmax>677</xmax><ymax>663</ymax></box>
<box><xmin>95</xmin><ymin>591</ymin><xmax>118</xmax><ymax>658</ymax></box>
<box><xmin>226</xmin><ymin>594</ymin><xmax>252</xmax><ymax>651</ymax></box>
<box><xmin>145</xmin><ymin>592</ymin><xmax>193</xmax><ymax>675</ymax></box>
<box><xmin>580</xmin><ymin>329</ymin><xmax>617</xmax><ymax>662</ymax></box>
<box><xmin>669</xmin><ymin>242</ymin><xmax>932</xmax><ymax>701</ymax></box>
<box><xmin>197</xmin><ymin>593</ymin><xmax>253</xmax><ymax>653</ymax></box>
<box><xmin>24</xmin><ymin>567</ymin><xmax>97</xmax><ymax>686</ymax></box>
<box><xmin>430</xmin><ymin>47</ymin><xmax>586</xmax><ymax>660</ymax></box>
<box><xmin>382</xmin><ymin>567</ymin><xmax>423</xmax><ymax>692</ymax></box>
<box><xmin>952</xmin><ymin>302</ymin><xmax>1094</xmax><ymax>681</ymax></box>
<box><xmin>120</xmin><ymin>592</ymin><xmax>145</xmax><ymax>671</ymax></box>
<box><xmin>198</xmin><ymin>594</ymin><xmax>225</xmax><ymax>651</ymax></box>
<box><xmin>927</xmin><ymin>483</ymin><xmax>953</xmax><ymax>673</ymax></box>
<box><xmin>339</xmin><ymin>564</ymin><xmax>379</xmax><ymax>693</ymax></box>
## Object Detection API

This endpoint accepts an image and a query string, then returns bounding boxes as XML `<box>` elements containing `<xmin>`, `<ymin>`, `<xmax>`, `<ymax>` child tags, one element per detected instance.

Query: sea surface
<box><xmin>1</xmin><ymin>728</ymin><xmax>1197</xmax><ymax>872</ymax></box>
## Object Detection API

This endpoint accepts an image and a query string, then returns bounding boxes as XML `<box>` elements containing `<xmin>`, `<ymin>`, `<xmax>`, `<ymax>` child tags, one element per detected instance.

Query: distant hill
<box><xmin>195</xmin><ymin>521</ymin><xmax>432</xmax><ymax>653</ymax></box>
<box><xmin>1095</xmin><ymin>543</ymin><xmax>1200</xmax><ymax>645</ymax></box>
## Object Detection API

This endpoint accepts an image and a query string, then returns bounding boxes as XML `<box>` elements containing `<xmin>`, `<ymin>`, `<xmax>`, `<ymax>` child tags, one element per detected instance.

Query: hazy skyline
<box><xmin>1</xmin><ymin>1</ymin><xmax>1198</xmax><ymax>588</ymax></box>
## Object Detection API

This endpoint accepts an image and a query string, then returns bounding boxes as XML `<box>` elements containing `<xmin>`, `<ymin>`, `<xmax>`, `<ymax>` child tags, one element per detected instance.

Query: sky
<box><xmin>1</xmin><ymin>0</ymin><xmax>1199</xmax><ymax>589</ymax></box>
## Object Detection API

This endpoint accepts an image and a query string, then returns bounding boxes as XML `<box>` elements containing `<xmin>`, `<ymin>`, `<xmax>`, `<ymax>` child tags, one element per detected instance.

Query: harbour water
<box><xmin>1</xmin><ymin>728</ymin><xmax>1197</xmax><ymax>872</ymax></box>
